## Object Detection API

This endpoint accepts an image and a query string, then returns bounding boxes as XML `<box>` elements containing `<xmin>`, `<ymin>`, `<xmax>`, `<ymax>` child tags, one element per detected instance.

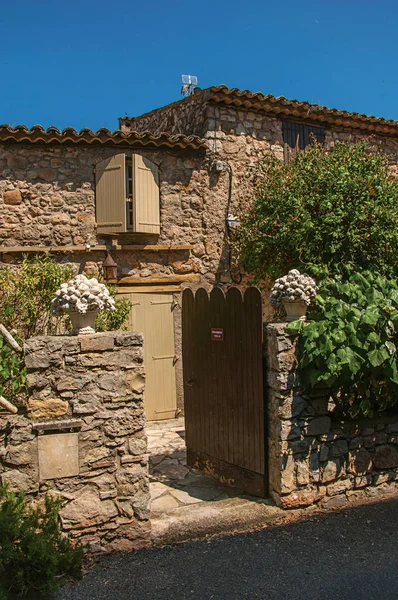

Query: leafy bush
<box><xmin>95</xmin><ymin>288</ymin><xmax>131</xmax><ymax>333</ymax></box>
<box><xmin>287</xmin><ymin>271</ymin><xmax>398</xmax><ymax>417</ymax></box>
<box><xmin>0</xmin><ymin>485</ymin><xmax>84</xmax><ymax>599</ymax></box>
<box><xmin>0</xmin><ymin>257</ymin><xmax>74</xmax><ymax>340</ymax></box>
<box><xmin>238</xmin><ymin>141</ymin><xmax>398</xmax><ymax>280</ymax></box>
<box><xmin>0</xmin><ymin>337</ymin><xmax>26</xmax><ymax>404</ymax></box>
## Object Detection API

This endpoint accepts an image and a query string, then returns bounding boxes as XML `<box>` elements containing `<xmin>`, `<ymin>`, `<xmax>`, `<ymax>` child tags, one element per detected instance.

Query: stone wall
<box><xmin>265</xmin><ymin>323</ymin><xmax>398</xmax><ymax>510</ymax></box>
<box><xmin>0</xmin><ymin>331</ymin><xmax>150</xmax><ymax>553</ymax></box>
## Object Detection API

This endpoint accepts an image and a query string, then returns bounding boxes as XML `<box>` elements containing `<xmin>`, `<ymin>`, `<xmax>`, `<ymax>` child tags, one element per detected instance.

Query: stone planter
<box><xmin>69</xmin><ymin>310</ymin><xmax>99</xmax><ymax>335</ymax></box>
<box><xmin>282</xmin><ymin>301</ymin><xmax>307</xmax><ymax>322</ymax></box>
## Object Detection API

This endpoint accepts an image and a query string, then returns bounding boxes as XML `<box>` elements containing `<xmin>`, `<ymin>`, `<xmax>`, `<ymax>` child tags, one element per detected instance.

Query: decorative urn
<box><xmin>51</xmin><ymin>274</ymin><xmax>115</xmax><ymax>335</ymax></box>
<box><xmin>269</xmin><ymin>269</ymin><xmax>317</xmax><ymax>322</ymax></box>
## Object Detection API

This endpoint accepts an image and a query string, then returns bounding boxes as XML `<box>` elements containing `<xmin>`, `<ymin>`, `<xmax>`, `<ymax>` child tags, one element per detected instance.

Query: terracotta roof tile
<box><xmin>0</xmin><ymin>124</ymin><xmax>205</xmax><ymax>150</ymax></box>
<box><xmin>207</xmin><ymin>85</ymin><xmax>398</xmax><ymax>135</ymax></box>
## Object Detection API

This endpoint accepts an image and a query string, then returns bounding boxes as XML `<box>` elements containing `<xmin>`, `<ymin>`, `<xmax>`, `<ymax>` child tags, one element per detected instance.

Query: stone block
<box><xmin>25</xmin><ymin>351</ymin><xmax>62</xmax><ymax>370</ymax></box>
<box><xmin>60</xmin><ymin>487</ymin><xmax>118</xmax><ymax>530</ymax></box>
<box><xmin>5</xmin><ymin>441</ymin><xmax>36</xmax><ymax>466</ymax></box>
<box><xmin>373</xmin><ymin>445</ymin><xmax>398</xmax><ymax>469</ymax></box>
<box><xmin>280</xmin><ymin>453</ymin><xmax>296</xmax><ymax>493</ymax></box>
<box><xmin>126</xmin><ymin>371</ymin><xmax>146</xmax><ymax>394</ymax></box>
<box><xmin>306</xmin><ymin>416</ymin><xmax>331</xmax><ymax>436</ymax></box>
<box><xmin>348</xmin><ymin>448</ymin><xmax>372</xmax><ymax>475</ymax></box>
<box><xmin>128</xmin><ymin>436</ymin><xmax>147</xmax><ymax>456</ymax></box>
<box><xmin>279</xmin><ymin>486</ymin><xmax>324</xmax><ymax>509</ymax></box>
<box><xmin>278</xmin><ymin>394</ymin><xmax>308</xmax><ymax>419</ymax></box>
<box><xmin>28</xmin><ymin>398</ymin><xmax>69</xmax><ymax>420</ymax></box>
<box><xmin>330</xmin><ymin>439</ymin><xmax>348</xmax><ymax>458</ymax></box>
<box><xmin>296</xmin><ymin>460</ymin><xmax>310</xmax><ymax>486</ymax></box>
<box><xmin>1</xmin><ymin>470</ymin><xmax>38</xmax><ymax>493</ymax></box>
<box><xmin>38</xmin><ymin>433</ymin><xmax>79</xmax><ymax>480</ymax></box>
<box><xmin>321</xmin><ymin>459</ymin><xmax>340</xmax><ymax>483</ymax></box>
<box><xmin>326</xmin><ymin>478</ymin><xmax>352</xmax><ymax>496</ymax></box>
<box><xmin>77</xmin><ymin>348</ymin><xmax>143</xmax><ymax>369</ymax></box>
<box><xmin>114</xmin><ymin>332</ymin><xmax>143</xmax><ymax>347</ymax></box>
<box><xmin>80</xmin><ymin>334</ymin><xmax>115</xmax><ymax>353</ymax></box>
<box><xmin>321</xmin><ymin>494</ymin><xmax>348</xmax><ymax>510</ymax></box>
<box><xmin>3</xmin><ymin>189</ymin><xmax>22</xmax><ymax>205</ymax></box>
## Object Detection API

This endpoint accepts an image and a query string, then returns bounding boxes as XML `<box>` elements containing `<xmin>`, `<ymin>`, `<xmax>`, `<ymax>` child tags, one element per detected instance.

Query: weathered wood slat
<box><xmin>118</xmin><ymin>274</ymin><xmax>200</xmax><ymax>285</ymax></box>
<box><xmin>117</xmin><ymin>285</ymin><xmax>182</xmax><ymax>293</ymax></box>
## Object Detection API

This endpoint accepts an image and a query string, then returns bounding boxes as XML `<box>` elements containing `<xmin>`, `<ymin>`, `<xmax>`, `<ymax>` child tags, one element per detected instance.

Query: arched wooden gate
<box><xmin>182</xmin><ymin>287</ymin><xmax>266</xmax><ymax>497</ymax></box>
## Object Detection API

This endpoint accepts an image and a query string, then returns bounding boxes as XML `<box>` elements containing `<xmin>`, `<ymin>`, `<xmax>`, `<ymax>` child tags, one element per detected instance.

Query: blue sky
<box><xmin>1</xmin><ymin>1</ymin><xmax>397</xmax><ymax>131</ymax></box>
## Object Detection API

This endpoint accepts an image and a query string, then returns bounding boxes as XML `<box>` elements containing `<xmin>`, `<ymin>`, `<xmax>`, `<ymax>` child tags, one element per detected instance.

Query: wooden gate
<box><xmin>182</xmin><ymin>287</ymin><xmax>266</xmax><ymax>497</ymax></box>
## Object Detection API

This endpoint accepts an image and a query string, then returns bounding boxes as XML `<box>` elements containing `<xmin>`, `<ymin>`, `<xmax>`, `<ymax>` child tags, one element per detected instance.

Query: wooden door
<box><xmin>118</xmin><ymin>292</ymin><xmax>177</xmax><ymax>421</ymax></box>
<box><xmin>182</xmin><ymin>287</ymin><xmax>266</xmax><ymax>497</ymax></box>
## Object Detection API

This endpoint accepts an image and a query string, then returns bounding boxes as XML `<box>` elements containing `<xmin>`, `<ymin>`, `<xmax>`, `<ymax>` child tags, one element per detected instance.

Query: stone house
<box><xmin>2</xmin><ymin>85</ymin><xmax>398</xmax><ymax>421</ymax></box>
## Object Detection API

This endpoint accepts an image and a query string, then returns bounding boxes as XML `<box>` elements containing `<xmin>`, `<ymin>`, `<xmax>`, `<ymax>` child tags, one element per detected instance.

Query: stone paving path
<box><xmin>147</xmin><ymin>417</ymin><xmax>240</xmax><ymax>514</ymax></box>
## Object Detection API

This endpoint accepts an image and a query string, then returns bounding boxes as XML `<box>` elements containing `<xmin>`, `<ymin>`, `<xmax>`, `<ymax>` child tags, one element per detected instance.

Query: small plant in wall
<box><xmin>51</xmin><ymin>274</ymin><xmax>115</xmax><ymax>335</ymax></box>
<box><xmin>270</xmin><ymin>269</ymin><xmax>317</xmax><ymax>321</ymax></box>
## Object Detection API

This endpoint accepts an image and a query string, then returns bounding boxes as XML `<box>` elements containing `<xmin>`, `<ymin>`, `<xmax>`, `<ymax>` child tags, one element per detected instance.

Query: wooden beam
<box><xmin>0</xmin><ymin>324</ymin><xmax>22</xmax><ymax>353</ymax></box>
<box><xmin>0</xmin><ymin>396</ymin><xmax>18</xmax><ymax>414</ymax></box>
<box><xmin>117</xmin><ymin>285</ymin><xmax>182</xmax><ymax>293</ymax></box>
<box><xmin>118</xmin><ymin>274</ymin><xmax>200</xmax><ymax>285</ymax></box>
<box><xmin>114</xmin><ymin>244</ymin><xmax>192</xmax><ymax>252</ymax></box>
<box><xmin>0</xmin><ymin>245</ymin><xmax>107</xmax><ymax>253</ymax></box>
<box><xmin>0</xmin><ymin>244</ymin><xmax>192</xmax><ymax>254</ymax></box>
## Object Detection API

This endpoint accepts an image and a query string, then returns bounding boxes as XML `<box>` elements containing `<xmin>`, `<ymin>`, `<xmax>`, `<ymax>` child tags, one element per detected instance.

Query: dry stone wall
<box><xmin>265</xmin><ymin>323</ymin><xmax>398</xmax><ymax>510</ymax></box>
<box><xmin>0</xmin><ymin>331</ymin><xmax>150</xmax><ymax>553</ymax></box>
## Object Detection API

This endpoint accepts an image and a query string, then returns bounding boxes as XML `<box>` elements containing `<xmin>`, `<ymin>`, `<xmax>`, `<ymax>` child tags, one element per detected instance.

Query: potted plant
<box><xmin>269</xmin><ymin>269</ymin><xmax>316</xmax><ymax>321</ymax></box>
<box><xmin>51</xmin><ymin>274</ymin><xmax>115</xmax><ymax>335</ymax></box>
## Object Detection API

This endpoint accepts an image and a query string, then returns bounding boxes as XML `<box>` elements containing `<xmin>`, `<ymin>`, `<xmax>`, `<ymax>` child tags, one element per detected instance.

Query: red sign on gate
<box><xmin>211</xmin><ymin>328</ymin><xmax>224</xmax><ymax>341</ymax></box>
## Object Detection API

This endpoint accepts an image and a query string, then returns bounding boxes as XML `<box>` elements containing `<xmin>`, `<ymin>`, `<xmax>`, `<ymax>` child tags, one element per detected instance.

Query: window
<box><xmin>95</xmin><ymin>153</ymin><xmax>160</xmax><ymax>235</ymax></box>
<box><xmin>282</xmin><ymin>121</ymin><xmax>325</xmax><ymax>150</ymax></box>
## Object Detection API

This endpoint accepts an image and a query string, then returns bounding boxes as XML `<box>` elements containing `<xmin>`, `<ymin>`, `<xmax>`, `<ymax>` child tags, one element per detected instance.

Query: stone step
<box><xmin>150</xmin><ymin>496</ymin><xmax>283</xmax><ymax>546</ymax></box>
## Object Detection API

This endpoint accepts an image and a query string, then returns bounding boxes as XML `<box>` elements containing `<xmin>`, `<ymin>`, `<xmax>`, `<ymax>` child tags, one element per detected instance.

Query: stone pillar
<box><xmin>0</xmin><ymin>331</ymin><xmax>150</xmax><ymax>553</ymax></box>
<box><xmin>264</xmin><ymin>323</ymin><xmax>398</xmax><ymax>510</ymax></box>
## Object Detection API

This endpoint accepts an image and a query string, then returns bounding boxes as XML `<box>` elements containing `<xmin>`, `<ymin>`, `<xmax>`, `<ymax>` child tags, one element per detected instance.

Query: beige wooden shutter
<box><xmin>132</xmin><ymin>154</ymin><xmax>160</xmax><ymax>234</ymax></box>
<box><xmin>95</xmin><ymin>154</ymin><xmax>126</xmax><ymax>234</ymax></box>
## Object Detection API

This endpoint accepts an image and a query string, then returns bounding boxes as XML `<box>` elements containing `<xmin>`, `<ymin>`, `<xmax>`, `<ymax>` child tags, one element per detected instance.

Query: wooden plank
<box><xmin>0</xmin><ymin>244</ymin><xmax>192</xmax><ymax>253</ymax></box>
<box><xmin>182</xmin><ymin>289</ymin><xmax>195</xmax><ymax>454</ymax></box>
<box><xmin>116</xmin><ymin>285</ymin><xmax>181</xmax><ymax>293</ymax></box>
<box><xmin>118</xmin><ymin>274</ymin><xmax>200</xmax><ymax>285</ymax></box>
<box><xmin>113</xmin><ymin>244</ymin><xmax>193</xmax><ymax>252</ymax></box>
<box><xmin>0</xmin><ymin>245</ymin><xmax>108</xmax><ymax>253</ymax></box>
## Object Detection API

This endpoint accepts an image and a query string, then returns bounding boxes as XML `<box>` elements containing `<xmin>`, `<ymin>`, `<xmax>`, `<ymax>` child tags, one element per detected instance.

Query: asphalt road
<box><xmin>57</xmin><ymin>499</ymin><xmax>398</xmax><ymax>600</ymax></box>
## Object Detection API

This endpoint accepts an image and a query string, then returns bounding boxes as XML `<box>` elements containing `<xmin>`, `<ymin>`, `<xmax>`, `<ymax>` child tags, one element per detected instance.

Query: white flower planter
<box><xmin>69</xmin><ymin>310</ymin><xmax>99</xmax><ymax>335</ymax></box>
<box><xmin>282</xmin><ymin>301</ymin><xmax>307</xmax><ymax>322</ymax></box>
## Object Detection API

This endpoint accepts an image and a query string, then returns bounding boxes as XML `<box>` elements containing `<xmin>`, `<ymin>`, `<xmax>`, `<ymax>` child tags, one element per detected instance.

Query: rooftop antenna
<box><xmin>181</xmin><ymin>74</ymin><xmax>198</xmax><ymax>97</ymax></box>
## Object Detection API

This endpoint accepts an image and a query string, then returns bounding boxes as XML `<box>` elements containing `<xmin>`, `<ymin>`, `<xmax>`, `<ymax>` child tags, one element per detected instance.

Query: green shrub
<box><xmin>0</xmin><ymin>337</ymin><xmax>26</xmax><ymax>404</ymax></box>
<box><xmin>0</xmin><ymin>485</ymin><xmax>84</xmax><ymax>599</ymax></box>
<box><xmin>287</xmin><ymin>271</ymin><xmax>398</xmax><ymax>417</ymax></box>
<box><xmin>0</xmin><ymin>257</ymin><xmax>73</xmax><ymax>340</ymax></box>
<box><xmin>95</xmin><ymin>285</ymin><xmax>131</xmax><ymax>333</ymax></box>
<box><xmin>238</xmin><ymin>141</ymin><xmax>398</xmax><ymax>280</ymax></box>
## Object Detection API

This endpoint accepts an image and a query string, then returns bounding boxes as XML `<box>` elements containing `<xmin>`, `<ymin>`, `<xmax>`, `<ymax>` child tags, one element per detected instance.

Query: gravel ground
<box><xmin>56</xmin><ymin>498</ymin><xmax>398</xmax><ymax>600</ymax></box>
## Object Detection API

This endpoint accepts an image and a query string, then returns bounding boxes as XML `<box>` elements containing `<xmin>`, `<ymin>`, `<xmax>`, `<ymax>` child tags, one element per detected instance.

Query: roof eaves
<box><xmin>207</xmin><ymin>85</ymin><xmax>398</xmax><ymax>136</ymax></box>
<box><xmin>0</xmin><ymin>124</ymin><xmax>206</xmax><ymax>150</ymax></box>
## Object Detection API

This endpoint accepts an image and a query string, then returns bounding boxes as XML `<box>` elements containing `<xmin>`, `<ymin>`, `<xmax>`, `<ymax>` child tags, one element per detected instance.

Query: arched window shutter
<box><xmin>95</xmin><ymin>154</ymin><xmax>126</xmax><ymax>234</ymax></box>
<box><xmin>133</xmin><ymin>154</ymin><xmax>160</xmax><ymax>234</ymax></box>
